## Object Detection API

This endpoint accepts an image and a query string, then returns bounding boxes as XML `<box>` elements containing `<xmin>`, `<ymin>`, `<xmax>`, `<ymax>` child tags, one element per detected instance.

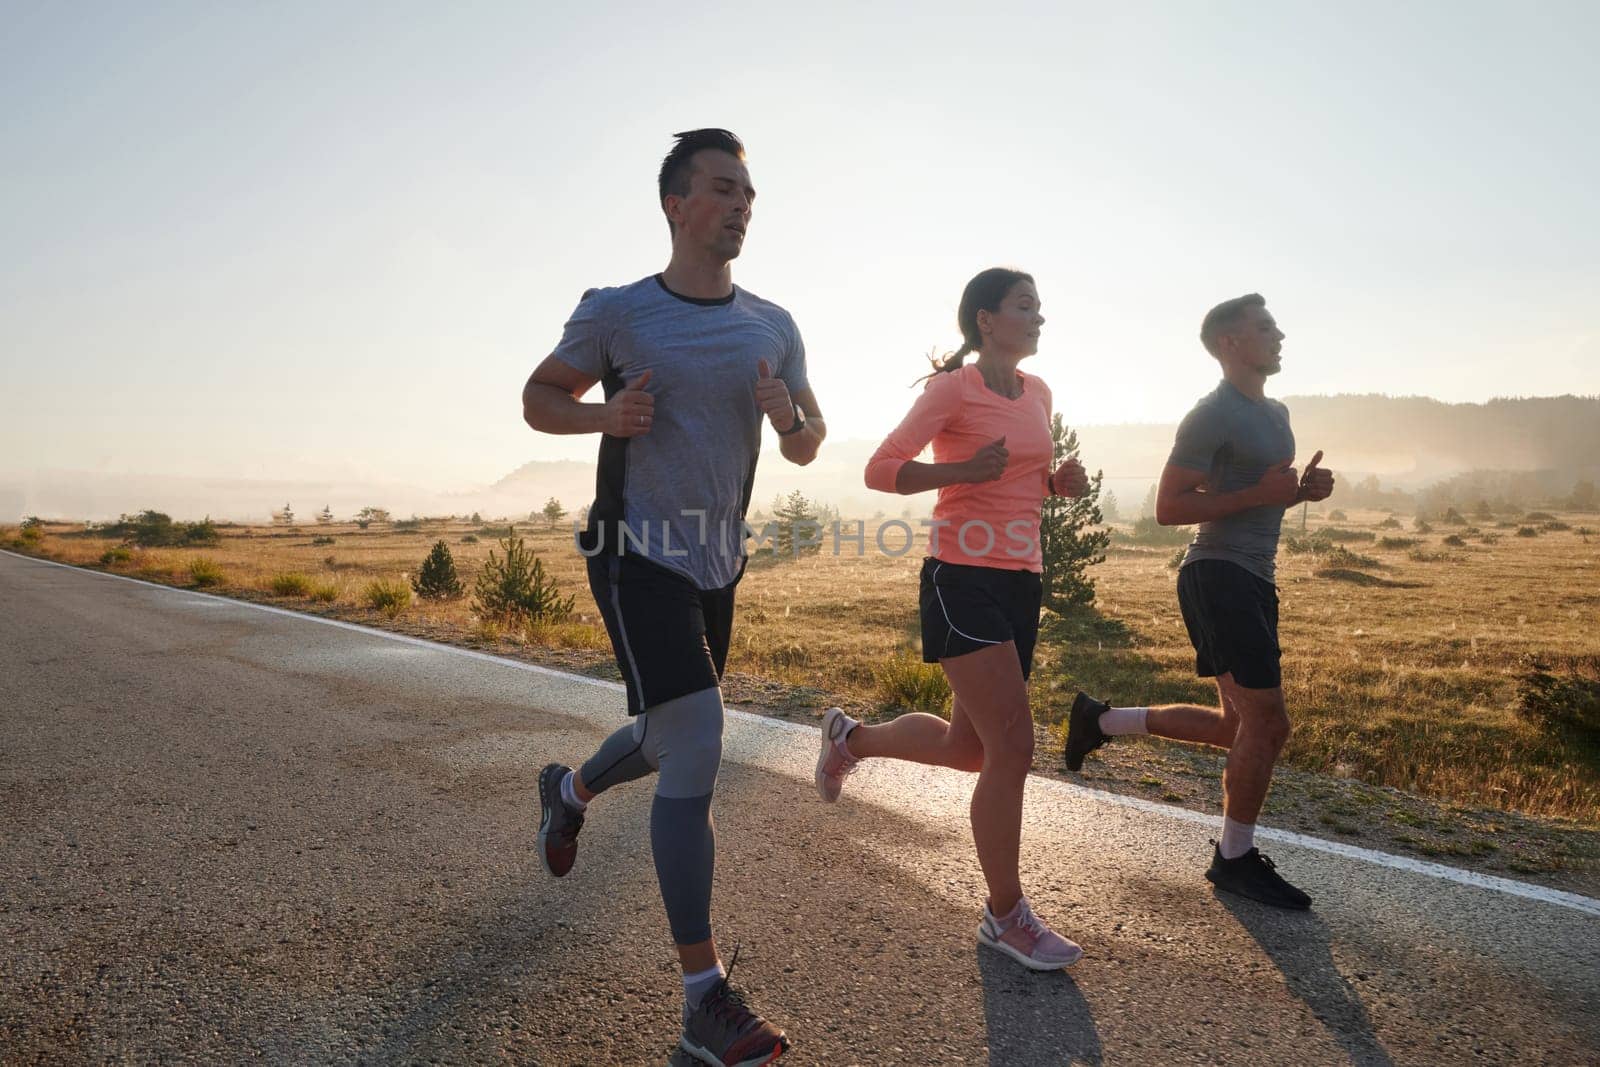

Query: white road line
<box><xmin>6</xmin><ymin>548</ymin><xmax>1598</xmax><ymax>919</ymax></box>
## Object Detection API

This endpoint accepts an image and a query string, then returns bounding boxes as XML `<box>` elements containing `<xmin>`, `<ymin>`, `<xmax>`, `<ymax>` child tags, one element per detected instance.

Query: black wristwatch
<box><xmin>776</xmin><ymin>402</ymin><xmax>808</xmax><ymax>436</ymax></box>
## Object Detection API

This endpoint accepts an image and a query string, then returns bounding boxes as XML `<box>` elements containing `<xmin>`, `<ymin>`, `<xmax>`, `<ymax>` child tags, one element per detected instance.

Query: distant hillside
<box><xmin>9</xmin><ymin>395</ymin><xmax>1595</xmax><ymax>523</ymax></box>
<box><xmin>491</xmin><ymin>394</ymin><xmax>1600</xmax><ymax>516</ymax></box>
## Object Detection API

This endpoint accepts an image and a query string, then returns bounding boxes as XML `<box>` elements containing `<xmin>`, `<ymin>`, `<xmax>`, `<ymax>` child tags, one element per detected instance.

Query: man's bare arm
<box><xmin>1155</xmin><ymin>461</ymin><xmax>1299</xmax><ymax>526</ymax></box>
<box><xmin>522</xmin><ymin>355</ymin><xmax>653</xmax><ymax>438</ymax></box>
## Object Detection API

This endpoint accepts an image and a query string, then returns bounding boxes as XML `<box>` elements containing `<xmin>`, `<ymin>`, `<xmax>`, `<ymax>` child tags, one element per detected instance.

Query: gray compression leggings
<box><xmin>578</xmin><ymin>686</ymin><xmax>724</xmax><ymax>945</ymax></box>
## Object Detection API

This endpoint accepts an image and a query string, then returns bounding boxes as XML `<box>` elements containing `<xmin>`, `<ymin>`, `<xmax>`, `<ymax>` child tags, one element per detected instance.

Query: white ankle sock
<box><xmin>1220</xmin><ymin>816</ymin><xmax>1255</xmax><ymax>859</ymax></box>
<box><xmin>1098</xmin><ymin>707</ymin><xmax>1148</xmax><ymax>736</ymax></box>
<box><xmin>560</xmin><ymin>770</ymin><xmax>589</xmax><ymax>811</ymax></box>
<box><xmin>683</xmin><ymin>963</ymin><xmax>726</xmax><ymax>1009</ymax></box>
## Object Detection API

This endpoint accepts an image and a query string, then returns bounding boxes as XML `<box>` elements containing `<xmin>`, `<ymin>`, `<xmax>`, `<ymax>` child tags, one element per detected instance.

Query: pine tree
<box><xmin>472</xmin><ymin>527</ymin><xmax>575</xmax><ymax>623</ymax></box>
<box><xmin>1100</xmin><ymin>489</ymin><xmax>1121</xmax><ymax>524</ymax></box>
<box><xmin>1140</xmin><ymin>484</ymin><xmax>1158</xmax><ymax>519</ymax></box>
<box><xmin>772</xmin><ymin>490</ymin><xmax>823</xmax><ymax>557</ymax></box>
<box><xmin>317</xmin><ymin>505</ymin><xmax>334</xmax><ymax>525</ymax></box>
<box><xmin>412</xmin><ymin>540</ymin><xmax>465</xmax><ymax>599</ymax></box>
<box><xmin>1039</xmin><ymin>414</ymin><xmax>1111</xmax><ymax>612</ymax></box>
<box><xmin>542</xmin><ymin>497</ymin><xmax>568</xmax><ymax>529</ymax></box>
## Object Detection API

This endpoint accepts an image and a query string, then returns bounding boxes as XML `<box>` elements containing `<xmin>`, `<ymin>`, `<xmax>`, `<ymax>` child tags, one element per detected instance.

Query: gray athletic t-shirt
<box><xmin>551</xmin><ymin>275</ymin><xmax>808</xmax><ymax>590</ymax></box>
<box><xmin>1168</xmin><ymin>380</ymin><xmax>1296</xmax><ymax>584</ymax></box>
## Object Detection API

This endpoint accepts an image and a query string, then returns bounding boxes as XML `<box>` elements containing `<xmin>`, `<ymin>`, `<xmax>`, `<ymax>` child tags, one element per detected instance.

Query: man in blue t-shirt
<box><xmin>523</xmin><ymin>129</ymin><xmax>825</xmax><ymax>1066</ymax></box>
<box><xmin>1064</xmin><ymin>294</ymin><xmax>1334</xmax><ymax>910</ymax></box>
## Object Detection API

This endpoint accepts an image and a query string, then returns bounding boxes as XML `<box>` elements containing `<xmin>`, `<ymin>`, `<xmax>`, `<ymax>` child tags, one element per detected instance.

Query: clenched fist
<box><xmin>963</xmin><ymin>436</ymin><xmax>1010</xmax><ymax>483</ymax></box>
<box><xmin>1254</xmin><ymin>458</ymin><xmax>1302</xmax><ymax>508</ymax></box>
<box><xmin>1297</xmin><ymin>450</ymin><xmax>1335</xmax><ymax>502</ymax></box>
<box><xmin>755</xmin><ymin>359</ymin><xmax>797</xmax><ymax>432</ymax></box>
<box><xmin>602</xmin><ymin>370</ymin><xmax>654</xmax><ymax>437</ymax></box>
<box><xmin>1051</xmin><ymin>456</ymin><xmax>1089</xmax><ymax>497</ymax></box>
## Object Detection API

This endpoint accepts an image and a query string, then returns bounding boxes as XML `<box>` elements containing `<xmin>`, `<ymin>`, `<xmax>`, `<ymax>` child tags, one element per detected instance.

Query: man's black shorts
<box><xmin>587</xmin><ymin>553</ymin><xmax>739</xmax><ymax>715</ymax></box>
<box><xmin>1176</xmin><ymin>558</ymin><xmax>1281</xmax><ymax>690</ymax></box>
<box><xmin>919</xmin><ymin>558</ymin><xmax>1042</xmax><ymax>680</ymax></box>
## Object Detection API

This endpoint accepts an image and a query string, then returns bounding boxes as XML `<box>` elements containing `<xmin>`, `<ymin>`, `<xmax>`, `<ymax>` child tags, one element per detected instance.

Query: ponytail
<box><xmin>916</xmin><ymin>341</ymin><xmax>974</xmax><ymax>384</ymax></box>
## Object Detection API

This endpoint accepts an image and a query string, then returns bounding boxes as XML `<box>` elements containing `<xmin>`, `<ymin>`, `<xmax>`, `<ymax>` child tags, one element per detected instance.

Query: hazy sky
<box><xmin>4</xmin><ymin>1</ymin><xmax>1597</xmax><ymax>490</ymax></box>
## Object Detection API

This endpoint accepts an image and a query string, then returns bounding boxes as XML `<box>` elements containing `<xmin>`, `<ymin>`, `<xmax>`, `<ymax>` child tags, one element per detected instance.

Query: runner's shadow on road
<box><xmin>977</xmin><ymin>946</ymin><xmax>1102</xmax><ymax>1066</ymax></box>
<box><xmin>1217</xmin><ymin>894</ymin><xmax>1395</xmax><ymax>1067</ymax></box>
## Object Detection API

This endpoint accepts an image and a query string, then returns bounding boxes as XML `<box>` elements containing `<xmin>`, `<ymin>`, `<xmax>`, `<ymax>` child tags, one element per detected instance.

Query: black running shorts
<box><xmin>1176</xmin><ymin>558</ymin><xmax>1281</xmax><ymax>690</ymax></box>
<box><xmin>919</xmin><ymin>558</ymin><xmax>1042</xmax><ymax>680</ymax></box>
<box><xmin>587</xmin><ymin>553</ymin><xmax>739</xmax><ymax>715</ymax></box>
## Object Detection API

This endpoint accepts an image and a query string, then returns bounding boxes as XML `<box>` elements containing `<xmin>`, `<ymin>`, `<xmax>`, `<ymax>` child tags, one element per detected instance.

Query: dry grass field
<box><xmin>8</xmin><ymin>508</ymin><xmax>1598</xmax><ymax>853</ymax></box>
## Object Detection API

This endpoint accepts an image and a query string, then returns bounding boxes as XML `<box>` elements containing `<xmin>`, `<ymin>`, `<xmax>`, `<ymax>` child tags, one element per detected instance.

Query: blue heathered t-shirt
<box><xmin>1168</xmin><ymin>380</ymin><xmax>1296</xmax><ymax>585</ymax></box>
<box><xmin>550</xmin><ymin>275</ymin><xmax>808</xmax><ymax>591</ymax></box>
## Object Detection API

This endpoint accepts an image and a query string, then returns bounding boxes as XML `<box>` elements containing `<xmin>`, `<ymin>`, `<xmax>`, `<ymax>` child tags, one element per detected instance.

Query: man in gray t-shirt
<box><xmin>1168</xmin><ymin>379</ymin><xmax>1296</xmax><ymax>584</ymax></box>
<box><xmin>521</xmin><ymin>130</ymin><xmax>825</xmax><ymax>1065</ymax></box>
<box><xmin>1064</xmin><ymin>294</ymin><xmax>1334</xmax><ymax>912</ymax></box>
<box><xmin>550</xmin><ymin>274</ymin><xmax>808</xmax><ymax>590</ymax></box>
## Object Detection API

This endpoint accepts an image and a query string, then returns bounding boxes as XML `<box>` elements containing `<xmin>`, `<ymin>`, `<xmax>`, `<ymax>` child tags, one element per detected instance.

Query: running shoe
<box><xmin>680</xmin><ymin>972</ymin><xmax>790</xmax><ymax>1066</ymax></box>
<box><xmin>1062</xmin><ymin>691</ymin><xmax>1111</xmax><ymax>771</ymax></box>
<box><xmin>814</xmin><ymin>707</ymin><xmax>860</xmax><ymax>803</ymax></box>
<box><xmin>1205</xmin><ymin>844</ymin><xmax>1312</xmax><ymax>910</ymax></box>
<box><xmin>536</xmin><ymin>762</ymin><xmax>584</xmax><ymax>878</ymax></box>
<box><xmin>977</xmin><ymin>896</ymin><xmax>1084</xmax><ymax>971</ymax></box>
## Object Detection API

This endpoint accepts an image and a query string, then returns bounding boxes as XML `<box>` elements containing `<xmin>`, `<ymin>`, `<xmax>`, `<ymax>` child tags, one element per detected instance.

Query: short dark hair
<box><xmin>1199</xmin><ymin>293</ymin><xmax>1266</xmax><ymax>355</ymax></box>
<box><xmin>658</xmin><ymin>128</ymin><xmax>746</xmax><ymax>233</ymax></box>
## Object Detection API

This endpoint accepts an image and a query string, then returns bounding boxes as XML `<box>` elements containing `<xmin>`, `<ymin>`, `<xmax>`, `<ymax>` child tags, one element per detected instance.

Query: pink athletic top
<box><xmin>865</xmin><ymin>363</ymin><xmax>1053</xmax><ymax>571</ymax></box>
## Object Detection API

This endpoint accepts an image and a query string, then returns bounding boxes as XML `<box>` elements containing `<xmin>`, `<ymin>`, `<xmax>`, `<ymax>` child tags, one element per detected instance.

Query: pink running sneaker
<box><xmin>814</xmin><ymin>707</ymin><xmax>861</xmax><ymax>803</ymax></box>
<box><xmin>977</xmin><ymin>897</ymin><xmax>1083</xmax><ymax>971</ymax></box>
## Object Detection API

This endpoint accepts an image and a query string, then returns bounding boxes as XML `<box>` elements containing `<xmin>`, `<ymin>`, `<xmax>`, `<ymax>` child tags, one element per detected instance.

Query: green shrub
<box><xmin>412</xmin><ymin>540</ymin><xmax>464</xmax><ymax>599</ymax></box>
<box><xmin>311</xmin><ymin>535</ymin><xmax>336</xmax><ymax>546</ymax></box>
<box><xmin>1516</xmin><ymin>656</ymin><xmax>1600</xmax><ymax>744</ymax></box>
<box><xmin>1328</xmin><ymin>509</ymin><xmax>1347</xmax><ymax>521</ymax></box>
<box><xmin>1412</xmin><ymin>518</ymin><xmax>1433</xmax><ymax>534</ymax></box>
<box><xmin>188</xmin><ymin>558</ymin><xmax>224</xmax><ymax>587</ymax></box>
<box><xmin>1523</xmin><ymin>511</ymin><xmax>1556</xmax><ymax>522</ymax></box>
<box><xmin>1541</xmin><ymin>521</ymin><xmax>1571</xmax><ymax>532</ymax></box>
<box><xmin>1481</xmin><ymin>533</ymin><xmax>1502</xmax><ymax>544</ymax></box>
<box><xmin>1318</xmin><ymin>527</ymin><xmax>1377</xmax><ymax>543</ymax></box>
<box><xmin>392</xmin><ymin>516</ymin><xmax>423</xmax><ymax>532</ymax></box>
<box><xmin>1376</xmin><ymin>516</ymin><xmax>1402</xmax><ymax>529</ymax></box>
<box><xmin>269</xmin><ymin>572</ymin><xmax>313</xmax><ymax>596</ymax></box>
<box><xmin>100</xmin><ymin>546</ymin><xmax>134</xmax><ymax>565</ymax></box>
<box><xmin>19</xmin><ymin>525</ymin><xmax>43</xmax><ymax>545</ymax></box>
<box><xmin>460</xmin><ymin>534</ymin><xmax>480</xmax><ymax>544</ymax></box>
<box><xmin>1283</xmin><ymin>532</ymin><xmax>1331</xmax><ymax>555</ymax></box>
<box><xmin>364</xmin><ymin>579</ymin><xmax>411</xmax><ymax>617</ymax></box>
<box><xmin>472</xmin><ymin>528</ymin><xmax>574</xmax><ymax>624</ymax></box>
<box><xmin>182</xmin><ymin>517</ymin><xmax>219</xmax><ymax>545</ymax></box>
<box><xmin>308</xmin><ymin>581</ymin><xmax>339</xmax><ymax>603</ymax></box>
<box><xmin>1323</xmin><ymin>545</ymin><xmax>1380</xmax><ymax>568</ymax></box>
<box><xmin>1516</xmin><ymin>526</ymin><xmax>1539</xmax><ymax>538</ymax></box>
<box><xmin>1377</xmin><ymin>536</ymin><xmax>1420</xmax><ymax>549</ymax></box>
<box><xmin>874</xmin><ymin>651</ymin><xmax>951</xmax><ymax>713</ymax></box>
<box><xmin>1442</xmin><ymin>534</ymin><xmax>1466</xmax><ymax>547</ymax></box>
<box><xmin>1124</xmin><ymin>516</ymin><xmax>1193</xmax><ymax>547</ymax></box>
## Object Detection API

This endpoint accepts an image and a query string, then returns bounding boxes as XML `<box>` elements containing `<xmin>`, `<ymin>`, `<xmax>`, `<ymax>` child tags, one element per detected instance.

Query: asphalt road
<box><xmin>3</xmin><ymin>549</ymin><xmax>1597</xmax><ymax>1066</ymax></box>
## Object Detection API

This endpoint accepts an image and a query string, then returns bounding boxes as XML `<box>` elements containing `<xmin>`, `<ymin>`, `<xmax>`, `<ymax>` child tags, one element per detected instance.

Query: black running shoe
<box><xmin>536</xmin><ymin>763</ymin><xmax>584</xmax><ymax>878</ymax></box>
<box><xmin>1205</xmin><ymin>845</ymin><xmax>1312</xmax><ymax>910</ymax></box>
<box><xmin>1063</xmin><ymin>691</ymin><xmax>1111</xmax><ymax>771</ymax></box>
<box><xmin>681</xmin><ymin>953</ymin><xmax>790</xmax><ymax>1067</ymax></box>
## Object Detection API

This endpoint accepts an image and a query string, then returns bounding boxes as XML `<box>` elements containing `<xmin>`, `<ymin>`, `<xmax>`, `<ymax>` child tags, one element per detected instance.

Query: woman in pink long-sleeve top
<box><xmin>814</xmin><ymin>267</ymin><xmax>1092</xmax><ymax>971</ymax></box>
